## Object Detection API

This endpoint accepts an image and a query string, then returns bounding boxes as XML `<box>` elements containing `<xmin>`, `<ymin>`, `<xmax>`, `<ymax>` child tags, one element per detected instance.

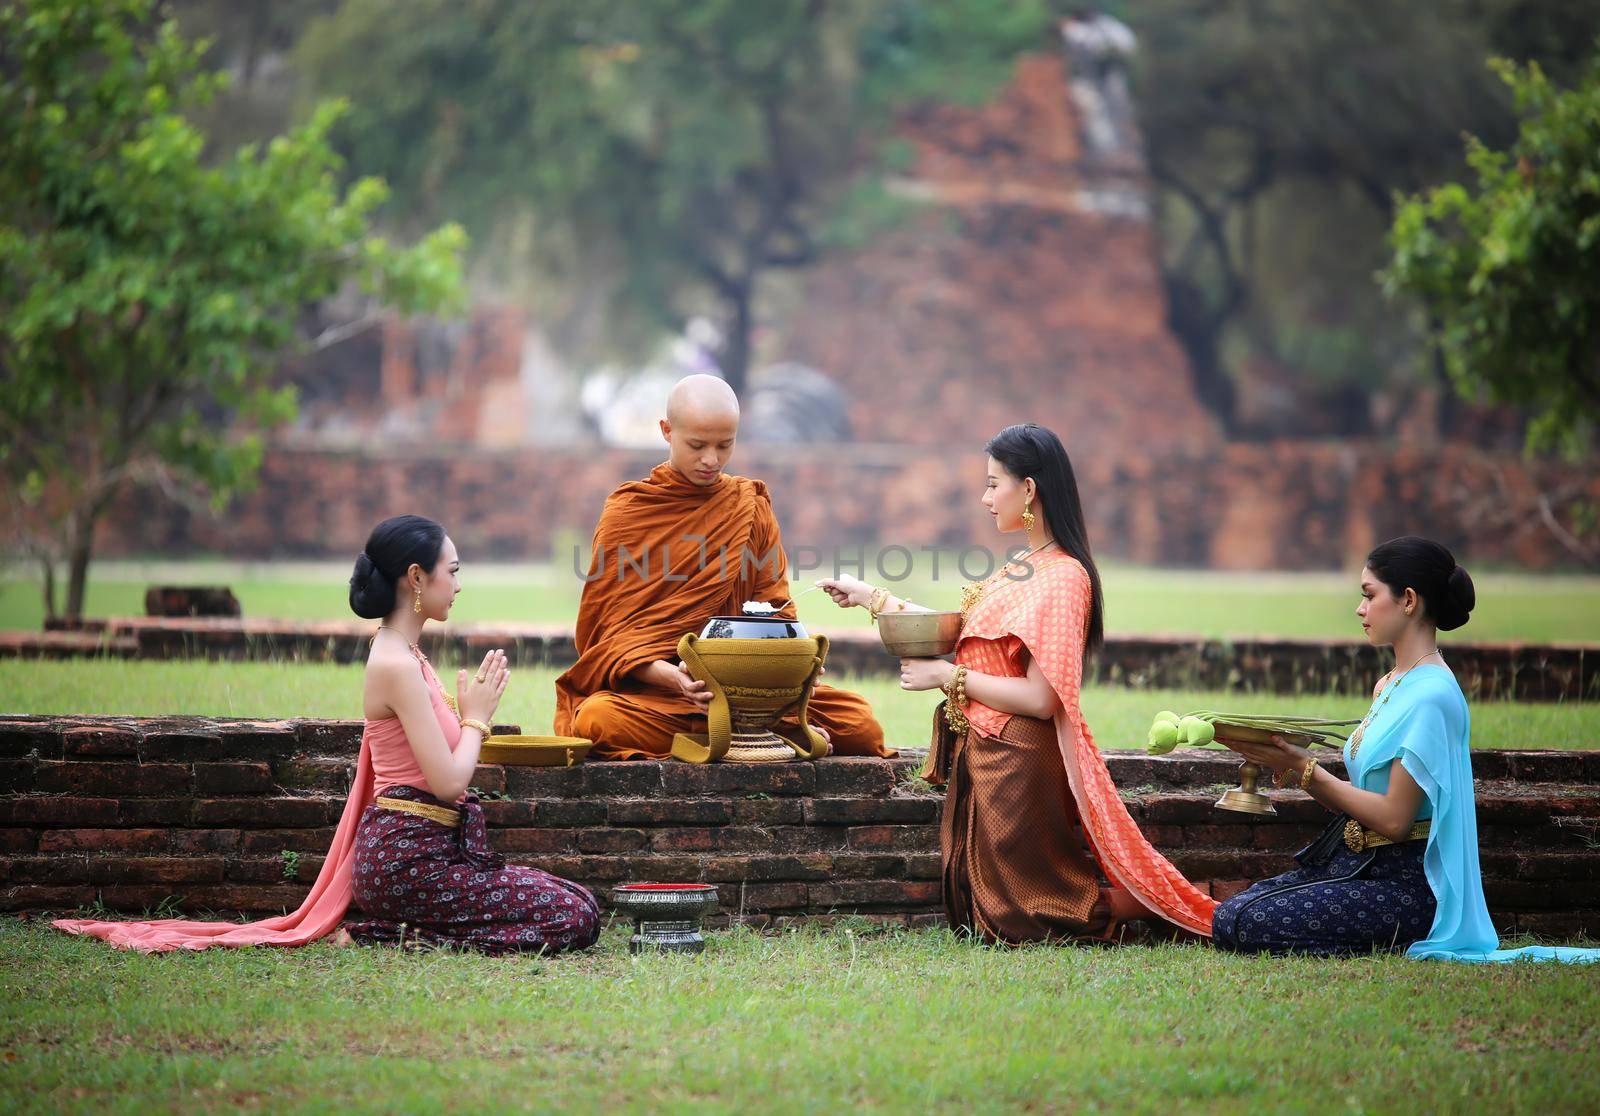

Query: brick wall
<box><xmin>3</xmin><ymin>716</ymin><xmax>1597</xmax><ymax>937</ymax></box>
<box><xmin>88</xmin><ymin>439</ymin><xmax>1598</xmax><ymax>574</ymax></box>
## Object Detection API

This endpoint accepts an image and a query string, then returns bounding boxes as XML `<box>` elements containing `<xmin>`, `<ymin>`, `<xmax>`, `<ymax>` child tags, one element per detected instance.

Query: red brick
<box><xmin>216</xmin><ymin>722</ymin><xmax>299</xmax><ymax>758</ymax></box>
<box><xmin>273</xmin><ymin>759</ymin><xmax>355</xmax><ymax>792</ymax></box>
<box><xmin>35</xmin><ymin>761</ymin><xmax>191</xmax><ymax>796</ymax></box>
<box><xmin>828</xmin><ymin>854</ymin><xmax>906</xmax><ymax>879</ymax></box>
<box><xmin>169</xmin><ymin>830</ymin><xmax>241</xmax><ymax>855</ymax></box>
<box><xmin>478</xmin><ymin>800</ymin><xmax>536</xmax><ymax>825</ymax></box>
<box><xmin>137</xmin><ymin>884</ymin><xmax>307</xmax><ymax>912</ymax></box>
<box><xmin>1210</xmin><ymin>879</ymin><xmax>1252</xmax><ymax>901</ymax></box>
<box><xmin>295</xmin><ymin>720</ymin><xmax>364</xmax><ymax>752</ymax></box>
<box><xmin>1513</xmin><ymin>853</ymin><xmax>1600</xmax><ymax>882</ymax></box>
<box><xmin>193</xmin><ymin>762</ymin><xmax>274</xmax><ymax>796</ymax></box>
<box><xmin>903</xmin><ymin>853</ymin><xmax>942</xmax><ymax>879</ymax></box>
<box><xmin>3</xmin><ymin>856</ymin><xmax>89</xmax><ymax>883</ymax></box>
<box><xmin>702</xmin><ymin>854</ymin><xmax>834</xmax><ymax>882</ymax></box>
<box><xmin>733</xmin><ymin>882</ymin><xmax>809</xmax><ymax>910</ymax></box>
<box><xmin>0</xmin><ymin>797</ymin><xmax>119</xmax><ymax>825</ymax></box>
<box><xmin>731</xmin><ymin>798</ymin><xmax>804</xmax><ymax>825</ymax></box>
<box><xmin>0</xmin><ymin>885</ymin><xmax>96</xmax><ymax>910</ymax></box>
<box><xmin>240</xmin><ymin>828</ymin><xmax>336</xmax><ymax>854</ymax></box>
<box><xmin>813</xmin><ymin>880</ymin><xmax>941</xmax><ymax>907</ymax></box>
<box><xmin>491</xmin><ymin>829</ymin><xmax>577</xmax><ymax>855</ymax></box>
<box><xmin>88</xmin><ymin>857</ymin><xmax>226</xmax><ymax>885</ymax></box>
<box><xmin>61</xmin><ymin>726</ymin><xmax>140</xmax><ymax>757</ymax></box>
<box><xmin>650</xmin><ymin>827</ymin><xmax>777</xmax><ymax>854</ymax></box>
<box><xmin>193</xmin><ymin>798</ymin><xmax>330</xmax><ymax>827</ymax></box>
<box><xmin>0</xmin><ymin>829</ymin><xmax>37</xmax><ymax>853</ymax></box>
<box><xmin>466</xmin><ymin>767</ymin><xmax>507</xmax><ymax>795</ymax></box>
<box><xmin>0</xmin><ymin>759</ymin><xmax>35</xmax><ymax>794</ymax></box>
<box><xmin>226</xmin><ymin>856</ymin><xmax>326</xmax><ymax>884</ymax></box>
<box><xmin>529</xmin><ymin>799</ymin><xmax>608</xmax><ymax>827</ymax></box>
<box><xmin>814</xmin><ymin>759</ymin><xmax>897</xmax><ymax>796</ymax></box>
<box><xmin>38</xmin><ymin>828</ymin><xmax>168</xmax><ymax>853</ymax></box>
<box><xmin>0</xmin><ymin>723</ymin><xmax>63</xmax><ymax>759</ymax></box>
<box><xmin>846</xmin><ymin>825</ymin><xmax>935</xmax><ymax>852</ymax></box>
<box><xmin>504</xmin><ymin>766</ymin><xmax>585</xmax><ymax>798</ymax></box>
<box><xmin>1137</xmin><ymin>794</ymin><xmax>1224</xmax><ymax>824</ymax></box>
<box><xmin>605</xmin><ymin>799</ymin><xmax>731</xmax><ymax>826</ymax></box>
<box><xmin>584</xmin><ymin>764</ymin><xmax>665</xmax><ymax>797</ymax></box>
<box><xmin>804</xmin><ymin>798</ymin><xmax>938</xmax><ymax>825</ymax></box>
<box><xmin>137</xmin><ymin>729</ymin><xmax>223</xmax><ymax>760</ymax></box>
<box><xmin>662</xmin><ymin>763</ymin><xmax>815</xmax><ymax>797</ymax></box>
<box><xmin>620</xmin><ymin>855</ymin><xmax>705</xmax><ymax>881</ymax></box>
<box><xmin>577</xmin><ymin>829</ymin><xmax>648</xmax><ymax>854</ymax></box>
<box><xmin>117</xmin><ymin>799</ymin><xmax>193</xmax><ymax>825</ymax></box>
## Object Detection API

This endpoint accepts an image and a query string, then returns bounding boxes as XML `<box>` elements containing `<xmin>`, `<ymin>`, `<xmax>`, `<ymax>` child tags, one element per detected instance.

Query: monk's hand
<box><xmin>458</xmin><ymin>648</ymin><xmax>510</xmax><ymax>724</ymax></box>
<box><xmin>641</xmin><ymin>659</ymin><xmax>712</xmax><ymax>709</ymax></box>
<box><xmin>899</xmin><ymin>657</ymin><xmax>955</xmax><ymax>692</ymax></box>
<box><xmin>816</xmin><ymin>575</ymin><xmax>874</xmax><ymax>609</ymax></box>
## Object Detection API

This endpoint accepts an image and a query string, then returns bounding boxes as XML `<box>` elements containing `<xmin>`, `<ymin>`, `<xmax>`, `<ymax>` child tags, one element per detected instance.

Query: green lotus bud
<box><xmin>1178</xmin><ymin>716</ymin><xmax>1216</xmax><ymax>746</ymax></box>
<box><xmin>1147</xmin><ymin>721</ymin><xmax>1181</xmax><ymax>754</ymax></box>
<box><xmin>1155</xmin><ymin>710</ymin><xmax>1181</xmax><ymax>726</ymax></box>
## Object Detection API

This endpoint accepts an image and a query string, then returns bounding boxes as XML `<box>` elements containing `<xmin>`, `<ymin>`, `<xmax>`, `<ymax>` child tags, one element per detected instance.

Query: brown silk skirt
<box><xmin>938</xmin><ymin>706</ymin><xmax>1108</xmax><ymax>944</ymax></box>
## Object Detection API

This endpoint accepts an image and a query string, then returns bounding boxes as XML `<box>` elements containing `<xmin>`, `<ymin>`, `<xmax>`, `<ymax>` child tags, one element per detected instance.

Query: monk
<box><xmin>556</xmin><ymin>374</ymin><xmax>892</xmax><ymax>760</ymax></box>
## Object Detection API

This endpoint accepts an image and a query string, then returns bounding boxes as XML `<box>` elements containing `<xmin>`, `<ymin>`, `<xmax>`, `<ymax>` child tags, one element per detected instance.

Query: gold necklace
<box><xmin>1348</xmin><ymin>649</ymin><xmax>1443</xmax><ymax>758</ymax></box>
<box><xmin>960</xmin><ymin>541</ymin><xmax>1059</xmax><ymax>616</ymax></box>
<box><xmin>374</xmin><ymin>625</ymin><xmax>458</xmax><ymax>714</ymax></box>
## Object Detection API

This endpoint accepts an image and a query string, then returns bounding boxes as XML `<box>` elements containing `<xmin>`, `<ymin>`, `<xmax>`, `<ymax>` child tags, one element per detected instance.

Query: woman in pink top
<box><xmin>340</xmin><ymin>514</ymin><xmax>599</xmax><ymax>952</ymax></box>
<box><xmin>54</xmin><ymin>514</ymin><xmax>599</xmax><ymax>955</ymax></box>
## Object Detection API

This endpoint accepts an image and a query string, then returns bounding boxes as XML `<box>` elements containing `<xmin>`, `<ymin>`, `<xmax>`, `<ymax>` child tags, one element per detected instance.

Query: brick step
<box><xmin>7</xmin><ymin>619</ymin><xmax>1596</xmax><ymax>700</ymax></box>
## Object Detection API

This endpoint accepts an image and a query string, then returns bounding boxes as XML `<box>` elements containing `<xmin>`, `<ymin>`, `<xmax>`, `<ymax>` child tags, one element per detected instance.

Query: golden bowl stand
<box><xmin>669</xmin><ymin>632</ymin><xmax>831</xmax><ymax>764</ymax></box>
<box><xmin>1215</xmin><ymin>760</ymin><xmax>1277</xmax><ymax>816</ymax></box>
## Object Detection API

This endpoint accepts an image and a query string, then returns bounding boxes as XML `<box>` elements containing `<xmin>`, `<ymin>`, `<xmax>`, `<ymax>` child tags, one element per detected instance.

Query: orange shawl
<box><xmin>957</xmin><ymin>552</ymin><xmax>1216</xmax><ymax>936</ymax></box>
<box><xmin>555</xmin><ymin>463</ymin><xmax>794</xmax><ymax>732</ymax></box>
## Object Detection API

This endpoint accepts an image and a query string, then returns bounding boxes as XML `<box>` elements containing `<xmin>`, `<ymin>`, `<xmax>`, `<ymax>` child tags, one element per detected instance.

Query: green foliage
<box><xmin>1385</xmin><ymin>49</ymin><xmax>1600</xmax><ymax>455</ymax></box>
<box><xmin>0</xmin><ymin>0</ymin><xmax>466</xmax><ymax>617</ymax></box>
<box><xmin>296</xmin><ymin>0</ymin><xmax>1051</xmax><ymax>388</ymax></box>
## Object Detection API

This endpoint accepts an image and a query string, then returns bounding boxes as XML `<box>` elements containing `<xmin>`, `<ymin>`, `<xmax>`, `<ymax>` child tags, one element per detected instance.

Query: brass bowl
<box><xmin>876</xmin><ymin>610</ymin><xmax>963</xmax><ymax>657</ymax></box>
<box><xmin>480</xmin><ymin>735</ymin><xmax>592</xmax><ymax>766</ymax></box>
<box><xmin>677</xmin><ymin>635</ymin><xmax>828</xmax><ymax>763</ymax></box>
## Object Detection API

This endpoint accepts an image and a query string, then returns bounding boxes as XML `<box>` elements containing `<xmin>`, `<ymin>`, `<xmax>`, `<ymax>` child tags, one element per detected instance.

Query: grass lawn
<box><xmin>2</xmin><ymin>920</ymin><xmax>1598</xmax><ymax>1114</ymax></box>
<box><xmin>3</xmin><ymin>660</ymin><xmax>1597</xmax><ymax>750</ymax></box>
<box><xmin>4</xmin><ymin>558</ymin><xmax>1599</xmax><ymax>643</ymax></box>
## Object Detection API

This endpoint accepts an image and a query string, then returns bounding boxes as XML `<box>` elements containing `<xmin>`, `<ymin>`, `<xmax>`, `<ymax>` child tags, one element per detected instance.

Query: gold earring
<box><xmin>1022</xmin><ymin>498</ymin><xmax>1036</xmax><ymax>532</ymax></box>
<box><xmin>413</xmin><ymin>588</ymin><xmax>423</xmax><ymax>614</ymax></box>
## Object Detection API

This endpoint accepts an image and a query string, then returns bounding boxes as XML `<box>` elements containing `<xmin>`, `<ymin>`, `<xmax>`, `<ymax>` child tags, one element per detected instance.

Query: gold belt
<box><xmin>375</xmin><ymin>796</ymin><xmax>460</xmax><ymax>827</ymax></box>
<box><xmin>1343</xmin><ymin>818</ymin><xmax>1430</xmax><ymax>853</ymax></box>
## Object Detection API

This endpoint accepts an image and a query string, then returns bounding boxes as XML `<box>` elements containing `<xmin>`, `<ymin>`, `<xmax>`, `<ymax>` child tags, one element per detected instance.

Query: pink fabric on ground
<box><xmin>52</xmin><ymin>674</ymin><xmax>459</xmax><ymax>953</ymax></box>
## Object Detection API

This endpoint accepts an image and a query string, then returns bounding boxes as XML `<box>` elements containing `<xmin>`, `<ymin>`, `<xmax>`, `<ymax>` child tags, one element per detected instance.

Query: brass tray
<box><xmin>480</xmin><ymin>734</ymin><xmax>592</xmax><ymax>766</ymax></box>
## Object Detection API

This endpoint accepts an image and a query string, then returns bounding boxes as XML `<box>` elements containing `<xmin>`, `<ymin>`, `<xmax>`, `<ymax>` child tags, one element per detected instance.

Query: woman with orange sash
<box><xmin>54</xmin><ymin>515</ymin><xmax>599</xmax><ymax>955</ymax></box>
<box><xmin>822</xmin><ymin>424</ymin><xmax>1213</xmax><ymax>943</ymax></box>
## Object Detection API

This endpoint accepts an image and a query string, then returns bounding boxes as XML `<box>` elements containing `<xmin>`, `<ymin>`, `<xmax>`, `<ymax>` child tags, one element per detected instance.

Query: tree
<box><xmin>1121</xmin><ymin>0</ymin><xmax>1600</xmax><ymax>436</ymax></box>
<box><xmin>297</xmin><ymin>0</ymin><xmax>1051</xmax><ymax>395</ymax></box>
<box><xmin>1385</xmin><ymin>48</ymin><xmax>1600</xmax><ymax>457</ymax></box>
<box><xmin>0</xmin><ymin>0</ymin><xmax>466</xmax><ymax>621</ymax></box>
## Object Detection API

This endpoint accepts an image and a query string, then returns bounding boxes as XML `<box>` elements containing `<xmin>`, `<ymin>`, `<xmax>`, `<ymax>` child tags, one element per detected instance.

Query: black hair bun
<box><xmin>1436</xmin><ymin>564</ymin><xmax>1476</xmax><ymax>631</ymax></box>
<box><xmin>348</xmin><ymin>552</ymin><xmax>396</xmax><ymax>620</ymax></box>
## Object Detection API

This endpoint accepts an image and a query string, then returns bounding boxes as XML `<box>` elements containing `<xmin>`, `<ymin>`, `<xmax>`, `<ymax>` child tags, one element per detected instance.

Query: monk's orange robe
<box><xmin>555</xmin><ymin>462</ymin><xmax>891</xmax><ymax>761</ymax></box>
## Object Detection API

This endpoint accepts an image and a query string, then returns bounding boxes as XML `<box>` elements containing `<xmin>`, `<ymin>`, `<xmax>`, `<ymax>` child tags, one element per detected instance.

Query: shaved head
<box><xmin>665</xmin><ymin>373</ymin><xmax>740</xmax><ymax>426</ymax></box>
<box><xmin>661</xmin><ymin>375</ymin><xmax>740</xmax><ymax>487</ymax></box>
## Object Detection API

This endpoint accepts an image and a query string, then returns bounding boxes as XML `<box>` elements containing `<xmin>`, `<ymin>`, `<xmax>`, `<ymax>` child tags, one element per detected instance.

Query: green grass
<box><xmin>3</xmin><ymin>660</ymin><xmax>1596</xmax><ymax>750</ymax></box>
<box><xmin>5</xmin><ymin>558</ymin><xmax>1599</xmax><ymax>643</ymax></box>
<box><xmin>2</xmin><ymin>920</ymin><xmax>1597</xmax><ymax>1114</ymax></box>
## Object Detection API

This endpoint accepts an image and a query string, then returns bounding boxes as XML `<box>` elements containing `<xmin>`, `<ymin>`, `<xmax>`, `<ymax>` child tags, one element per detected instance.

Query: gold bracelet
<box><xmin>942</xmin><ymin>665</ymin><xmax>970</xmax><ymax>735</ymax></box>
<box><xmin>460</xmin><ymin>718</ymin><xmax>492</xmax><ymax>737</ymax></box>
<box><xmin>1297</xmin><ymin>756</ymin><xmax>1318</xmax><ymax>792</ymax></box>
<box><xmin>867</xmin><ymin>586</ymin><xmax>890</xmax><ymax>623</ymax></box>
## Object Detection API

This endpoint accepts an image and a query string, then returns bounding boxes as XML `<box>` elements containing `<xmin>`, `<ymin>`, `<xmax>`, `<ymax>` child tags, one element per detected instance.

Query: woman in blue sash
<box><xmin>1214</xmin><ymin>536</ymin><xmax>1598</xmax><ymax>963</ymax></box>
